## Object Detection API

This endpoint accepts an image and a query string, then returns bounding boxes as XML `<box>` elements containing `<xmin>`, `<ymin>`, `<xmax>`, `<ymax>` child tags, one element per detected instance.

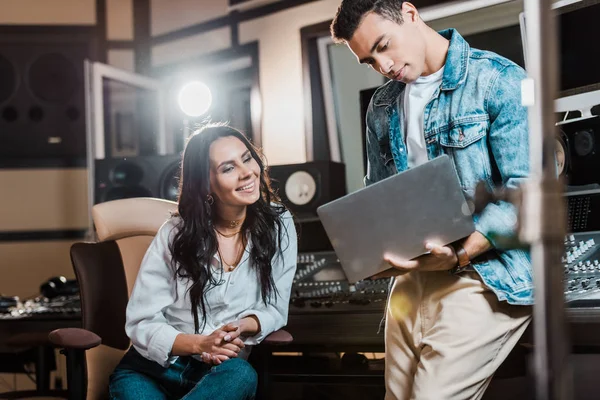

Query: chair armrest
<box><xmin>262</xmin><ymin>329</ymin><xmax>293</xmax><ymax>345</ymax></box>
<box><xmin>49</xmin><ymin>328</ymin><xmax>102</xmax><ymax>350</ymax></box>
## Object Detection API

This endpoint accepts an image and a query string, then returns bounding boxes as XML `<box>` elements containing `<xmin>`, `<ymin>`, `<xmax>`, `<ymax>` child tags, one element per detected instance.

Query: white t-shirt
<box><xmin>403</xmin><ymin>67</ymin><xmax>445</xmax><ymax>168</ymax></box>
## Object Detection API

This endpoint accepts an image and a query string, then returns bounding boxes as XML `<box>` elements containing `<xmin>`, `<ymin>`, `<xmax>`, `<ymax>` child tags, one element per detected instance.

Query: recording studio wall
<box><xmin>0</xmin><ymin>26</ymin><xmax>97</xmax><ymax>304</ymax></box>
<box><xmin>0</xmin><ymin>3</ymin><xmax>124</xmax><ymax>390</ymax></box>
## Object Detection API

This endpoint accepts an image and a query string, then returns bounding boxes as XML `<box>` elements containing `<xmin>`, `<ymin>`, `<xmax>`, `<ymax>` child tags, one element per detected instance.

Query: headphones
<box><xmin>40</xmin><ymin>276</ymin><xmax>79</xmax><ymax>299</ymax></box>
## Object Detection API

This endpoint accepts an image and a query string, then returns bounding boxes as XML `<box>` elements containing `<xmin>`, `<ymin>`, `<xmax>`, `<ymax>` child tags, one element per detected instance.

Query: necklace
<box><xmin>217</xmin><ymin>237</ymin><xmax>246</xmax><ymax>272</ymax></box>
<box><xmin>226</xmin><ymin>219</ymin><xmax>243</xmax><ymax>228</ymax></box>
<box><xmin>216</xmin><ymin>215</ymin><xmax>245</xmax><ymax>229</ymax></box>
<box><xmin>215</xmin><ymin>228</ymin><xmax>241</xmax><ymax>238</ymax></box>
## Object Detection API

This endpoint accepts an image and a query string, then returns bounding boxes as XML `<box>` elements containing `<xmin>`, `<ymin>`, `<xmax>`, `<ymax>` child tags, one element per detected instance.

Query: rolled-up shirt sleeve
<box><xmin>238</xmin><ymin>211</ymin><xmax>298</xmax><ymax>344</ymax></box>
<box><xmin>125</xmin><ymin>220</ymin><xmax>181</xmax><ymax>367</ymax></box>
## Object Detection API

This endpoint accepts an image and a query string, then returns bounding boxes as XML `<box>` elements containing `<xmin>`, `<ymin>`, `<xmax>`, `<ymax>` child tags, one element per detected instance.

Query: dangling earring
<box><xmin>206</xmin><ymin>194</ymin><xmax>214</xmax><ymax>205</ymax></box>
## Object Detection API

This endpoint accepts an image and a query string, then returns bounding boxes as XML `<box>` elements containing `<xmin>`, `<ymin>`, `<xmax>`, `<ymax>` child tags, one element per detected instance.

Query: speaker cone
<box><xmin>284</xmin><ymin>171</ymin><xmax>317</xmax><ymax>206</ymax></box>
<box><xmin>573</xmin><ymin>129</ymin><xmax>595</xmax><ymax>157</ymax></box>
<box><xmin>110</xmin><ymin>161</ymin><xmax>144</xmax><ymax>186</ymax></box>
<box><xmin>28</xmin><ymin>53</ymin><xmax>77</xmax><ymax>103</ymax></box>
<box><xmin>160</xmin><ymin>161</ymin><xmax>181</xmax><ymax>202</ymax></box>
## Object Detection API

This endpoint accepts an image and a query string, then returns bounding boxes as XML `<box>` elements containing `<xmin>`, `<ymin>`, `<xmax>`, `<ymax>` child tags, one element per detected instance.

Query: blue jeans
<box><xmin>109</xmin><ymin>347</ymin><xmax>257</xmax><ymax>400</ymax></box>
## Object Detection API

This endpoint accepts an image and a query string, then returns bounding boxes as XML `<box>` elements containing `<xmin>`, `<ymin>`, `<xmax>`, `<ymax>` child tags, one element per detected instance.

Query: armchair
<box><xmin>50</xmin><ymin>197</ymin><xmax>292</xmax><ymax>399</ymax></box>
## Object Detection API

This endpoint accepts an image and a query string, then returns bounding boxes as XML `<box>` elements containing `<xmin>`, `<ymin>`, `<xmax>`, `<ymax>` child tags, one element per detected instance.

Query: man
<box><xmin>331</xmin><ymin>1</ymin><xmax>532</xmax><ymax>399</ymax></box>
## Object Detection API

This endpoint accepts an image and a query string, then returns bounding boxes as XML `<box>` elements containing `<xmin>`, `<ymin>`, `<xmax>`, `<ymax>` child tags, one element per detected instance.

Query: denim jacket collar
<box><xmin>439</xmin><ymin>28</ymin><xmax>469</xmax><ymax>91</ymax></box>
<box><xmin>373</xmin><ymin>28</ymin><xmax>469</xmax><ymax>107</ymax></box>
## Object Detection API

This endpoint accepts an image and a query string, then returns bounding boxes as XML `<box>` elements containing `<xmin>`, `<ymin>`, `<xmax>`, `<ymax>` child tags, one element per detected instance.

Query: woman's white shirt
<box><xmin>124</xmin><ymin>210</ymin><xmax>298</xmax><ymax>367</ymax></box>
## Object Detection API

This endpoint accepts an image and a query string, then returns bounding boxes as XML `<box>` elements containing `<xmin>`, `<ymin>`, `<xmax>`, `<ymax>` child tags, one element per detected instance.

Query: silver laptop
<box><xmin>316</xmin><ymin>155</ymin><xmax>475</xmax><ymax>283</ymax></box>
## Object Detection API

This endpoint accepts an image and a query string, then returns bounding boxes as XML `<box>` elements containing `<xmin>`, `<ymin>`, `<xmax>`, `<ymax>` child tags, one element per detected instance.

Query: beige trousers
<box><xmin>384</xmin><ymin>270</ymin><xmax>532</xmax><ymax>400</ymax></box>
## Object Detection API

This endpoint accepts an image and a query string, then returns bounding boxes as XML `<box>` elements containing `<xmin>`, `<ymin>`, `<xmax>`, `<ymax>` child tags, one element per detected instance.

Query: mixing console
<box><xmin>564</xmin><ymin>232</ymin><xmax>600</xmax><ymax>304</ymax></box>
<box><xmin>292</xmin><ymin>231</ymin><xmax>600</xmax><ymax>312</ymax></box>
<box><xmin>291</xmin><ymin>252</ymin><xmax>389</xmax><ymax>313</ymax></box>
<box><xmin>0</xmin><ymin>295</ymin><xmax>80</xmax><ymax>320</ymax></box>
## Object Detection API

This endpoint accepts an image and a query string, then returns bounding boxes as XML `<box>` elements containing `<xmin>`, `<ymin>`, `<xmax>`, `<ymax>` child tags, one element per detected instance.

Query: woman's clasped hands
<box><xmin>198</xmin><ymin>322</ymin><xmax>245</xmax><ymax>365</ymax></box>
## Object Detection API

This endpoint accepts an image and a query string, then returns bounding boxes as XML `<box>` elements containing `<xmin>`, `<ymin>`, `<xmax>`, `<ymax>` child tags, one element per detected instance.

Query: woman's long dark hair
<box><xmin>169</xmin><ymin>123</ymin><xmax>288</xmax><ymax>333</ymax></box>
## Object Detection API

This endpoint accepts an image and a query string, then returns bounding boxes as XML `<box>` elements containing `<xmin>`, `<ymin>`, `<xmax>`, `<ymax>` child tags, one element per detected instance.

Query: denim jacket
<box><xmin>365</xmin><ymin>29</ymin><xmax>533</xmax><ymax>306</ymax></box>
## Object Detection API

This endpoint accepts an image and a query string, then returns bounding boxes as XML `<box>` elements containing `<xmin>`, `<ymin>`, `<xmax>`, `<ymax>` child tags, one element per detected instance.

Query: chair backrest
<box><xmin>92</xmin><ymin>197</ymin><xmax>177</xmax><ymax>295</ymax></box>
<box><xmin>74</xmin><ymin>197</ymin><xmax>177</xmax><ymax>400</ymax></box>
<box><xmin>71</xmin><ymin>241</ymin><xmax>130</xmax><ymax>350</ymax></box>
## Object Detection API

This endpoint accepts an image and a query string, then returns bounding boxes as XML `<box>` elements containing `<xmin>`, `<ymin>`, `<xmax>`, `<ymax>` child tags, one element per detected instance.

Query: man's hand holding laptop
<box><xmin>371</xmin><ymin>231</ymin><xmax>493</xmax><ymax>279</ymax></box>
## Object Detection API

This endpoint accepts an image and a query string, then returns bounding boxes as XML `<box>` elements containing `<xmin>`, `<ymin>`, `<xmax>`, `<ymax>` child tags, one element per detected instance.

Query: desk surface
<box><xmin>286</xmin><ymin>305</ymin><xmax>600</xmax><ymax>350</ymax></box>
<box><xmin>1</xmin><ymin>304</ymin><xmax>600</xmax><ymax>350</ymax></box>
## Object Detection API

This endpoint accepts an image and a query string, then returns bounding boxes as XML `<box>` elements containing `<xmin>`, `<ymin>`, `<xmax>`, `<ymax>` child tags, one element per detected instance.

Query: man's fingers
<box><xmin>426</xmin><ymin>243</ymin><xmax>454</xmax><ymax>257</ymax></box>
<box><xmin>384</xmin><ymin>253</ymin><xmax>418</xmax><ymax>270</ymax></box>
<box><xmin>231</xmin><ymin>338</ymin><xmax>245</xmax><ymax>348</ymax></box>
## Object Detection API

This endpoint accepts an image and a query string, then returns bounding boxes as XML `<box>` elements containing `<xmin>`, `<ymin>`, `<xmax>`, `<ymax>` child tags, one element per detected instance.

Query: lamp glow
<box><xmin>178</xmin><ymin>81</ymin><xmax>212</xmax><ymax>117</ymax></box>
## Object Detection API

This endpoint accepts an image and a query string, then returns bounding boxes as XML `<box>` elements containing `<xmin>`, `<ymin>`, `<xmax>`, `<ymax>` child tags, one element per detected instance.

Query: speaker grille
<box><xmin>95</xmin><ymin>155</ymin><xmax>182</xmax><ymax>204</ymax></box>
<box><xmin>110</xmin><ymin>161</ymin><xmax>145</xmax><ymax>186</ymax></box>
<box><xmin>0</xmin><ymin>54</ymin><xmax>16</xmax><ymax>104</ymax></box>
<box><xmin>0</xmin><ymin>29</ymin><xmax>93</xmax><ymax>162</ymax></box>
<box><xmin>160</xmin><ymin>161</ymin><xmax>181</xmax><ymax>202</ymax></box>
<box><xmin>28</xmin><ymin>53</ymin><xmax>77</xmax><ymax>103</ymax></box>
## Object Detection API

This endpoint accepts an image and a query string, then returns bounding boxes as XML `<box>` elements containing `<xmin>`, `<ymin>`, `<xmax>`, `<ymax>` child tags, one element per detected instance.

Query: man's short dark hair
<box><xmin>331</xmin><ymin>0</ymin><xmax>405</xmax><ymax>44</ymax></box>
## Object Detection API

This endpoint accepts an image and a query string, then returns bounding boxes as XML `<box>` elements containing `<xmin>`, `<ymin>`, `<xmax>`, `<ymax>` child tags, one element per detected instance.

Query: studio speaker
<box><xmin>558</xmin><ymin>116</ymin><xmax>600</xmax><ymax>186</ymax></box>
<box><xmin>0</xmin><ymin>29</ymin><xmax>95</xmax><ymax>162</ymax></box>
<box><xmin>268</xmin><ymin>161</ymin><xmax>346</xmax><ymax>219</ymax></box>
<box><xmin>95</xmin><ymin>155</ymin><xmax>181</xmax><ymax>204</ymax></box>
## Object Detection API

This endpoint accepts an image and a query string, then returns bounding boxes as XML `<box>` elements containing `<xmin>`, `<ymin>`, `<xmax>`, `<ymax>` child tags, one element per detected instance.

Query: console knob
<box><xmin>292</xmin><ymin>298</ymin><xmax>306</xmax><ymax>308</ymax></box>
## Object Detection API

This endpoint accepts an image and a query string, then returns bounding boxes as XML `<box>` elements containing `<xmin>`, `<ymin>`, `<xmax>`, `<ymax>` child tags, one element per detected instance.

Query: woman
<box><xmin>109</xmin><ymin>124</ymin><xmax>298</xmax><ymax>400</ymax></box>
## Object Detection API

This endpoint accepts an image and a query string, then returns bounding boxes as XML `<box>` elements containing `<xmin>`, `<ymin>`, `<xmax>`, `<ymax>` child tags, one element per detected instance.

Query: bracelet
<box><xmin>452</xmin><ymin>242</ymin><xmax>471</xmax><ymax>269</ymax></box>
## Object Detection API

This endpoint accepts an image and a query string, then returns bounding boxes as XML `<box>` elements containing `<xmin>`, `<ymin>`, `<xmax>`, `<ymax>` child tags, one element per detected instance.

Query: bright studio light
<box><xmin>178</xmin><ymin>81</ymin><xmax>212</xmax><ymax>117</ymax></box>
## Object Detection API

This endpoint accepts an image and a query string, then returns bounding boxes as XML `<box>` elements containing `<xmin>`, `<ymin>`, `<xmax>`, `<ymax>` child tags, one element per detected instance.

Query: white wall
<box><xmin>148</xmin><ymin>0</ymin><xmax>342</xmax><ymax>165</ymax></box>
<box><xmin>239</xmin><ymin>0</ymin><xmax>341</xmax><ymax>165</ymax></box>
<box><xmin>426</xmin><ymin>0</ymin><xmax>522</xmax><ymax>34</ymax></box>
<box><xmin>107</xmin><ymin>0</ymin><xmax>134</xmax><ymax>40</ymax></box>
<box><xmin>152</xmin><ymin>27</ymin><xmax>232</xmax><ymax>66</ymax></box>
<box><xmin>108</xmin><ymin>49</ymin><xmax>136</xmax><ymax>71</ymax></box>
<box><xmin>328</xmin><ymin>43</ymin><xmax>384</xmax><ymax>192</ymax></box>
<box><xmin>151</xmin><ymin>0</ymin><xmax>229</xmax><ymax>36</ymax></box>
<box><xmin>0</xmin><ymin>0</ymin><xmax>95</xmax><ymax>25</ymax></box>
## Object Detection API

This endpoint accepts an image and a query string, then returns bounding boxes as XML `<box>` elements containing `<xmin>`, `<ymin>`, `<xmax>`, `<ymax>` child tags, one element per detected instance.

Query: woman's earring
<box><xmin>206</xmin><ymin>194</ymin><xmax>214</xmax><ymax>205</ymax></box>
